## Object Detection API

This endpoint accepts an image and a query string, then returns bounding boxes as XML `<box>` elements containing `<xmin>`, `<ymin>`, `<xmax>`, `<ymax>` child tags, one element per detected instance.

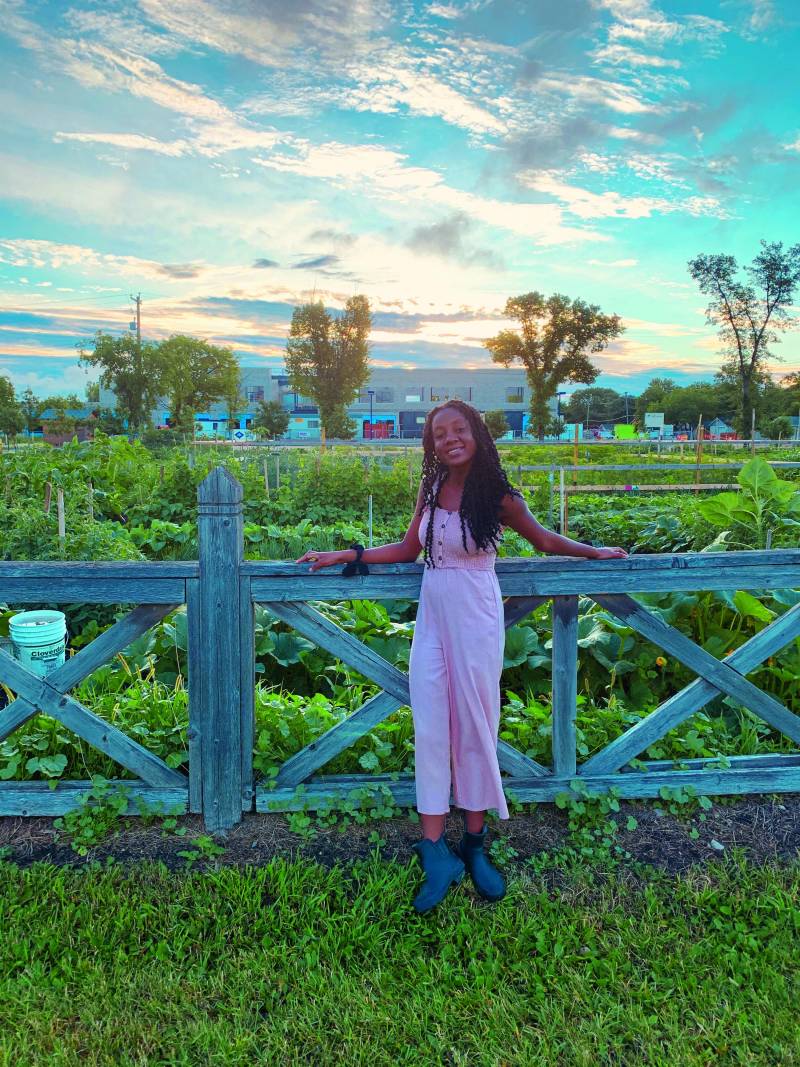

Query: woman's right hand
<box><xmin>295</xmin><ymin>549</ymin><xmax>351</xmax><ymax>572</ymax></box>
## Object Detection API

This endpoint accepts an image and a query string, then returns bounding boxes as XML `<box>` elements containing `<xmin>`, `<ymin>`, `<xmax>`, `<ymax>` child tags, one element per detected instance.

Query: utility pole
<box><xmin>130</xmin><ymin>293</ymin><xmax>142</xmax><ymax>351</ymax></box>
<box><xmin>130</xmin><ymin>292</ymin><xmax>143</xmax><ymax>432</ymax></box>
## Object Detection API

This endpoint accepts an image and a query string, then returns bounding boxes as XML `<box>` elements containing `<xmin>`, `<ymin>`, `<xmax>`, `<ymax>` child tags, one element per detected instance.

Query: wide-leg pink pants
<box><xmin>408</xmin><ymin>567</ymin><xmax>509</xmax><ymax>819</ymax></box>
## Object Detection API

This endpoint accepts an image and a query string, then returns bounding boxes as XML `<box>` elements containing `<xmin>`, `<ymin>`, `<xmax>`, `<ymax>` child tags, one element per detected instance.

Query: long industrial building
<box><xmin>101</xmin><ymin>365</ymin><xmax>558</xmax><ymax>440</ymax></box>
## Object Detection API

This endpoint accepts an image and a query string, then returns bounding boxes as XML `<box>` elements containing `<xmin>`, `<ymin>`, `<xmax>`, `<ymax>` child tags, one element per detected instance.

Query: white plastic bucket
<box><xmin>9</xmin><ymin>610</ymin><xmax>67</xmax><ymax>678</ymax></box>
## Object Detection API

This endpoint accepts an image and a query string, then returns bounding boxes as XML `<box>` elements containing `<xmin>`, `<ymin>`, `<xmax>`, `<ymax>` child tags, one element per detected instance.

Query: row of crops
<box><xmin>1</xmin><ymin>433</ymin><xmax>799</xmax><ymax>788</ymax></box>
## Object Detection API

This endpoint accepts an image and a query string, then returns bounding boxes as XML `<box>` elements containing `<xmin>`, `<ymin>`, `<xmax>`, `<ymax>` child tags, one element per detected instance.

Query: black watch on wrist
<box><xmin>341</xmin><ymin>542</ymin><xmax>369</xmax><ymax>577</ymax></box>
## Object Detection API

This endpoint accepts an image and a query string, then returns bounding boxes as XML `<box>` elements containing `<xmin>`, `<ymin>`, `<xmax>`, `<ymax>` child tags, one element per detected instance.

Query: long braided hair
<box><xmin>419</xmin><ymin>400</ymin><xmax>521</xmax><ymax>568</ymax></box>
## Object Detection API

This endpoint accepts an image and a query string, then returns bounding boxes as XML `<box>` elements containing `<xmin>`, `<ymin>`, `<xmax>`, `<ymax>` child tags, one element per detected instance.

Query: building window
<box><xmin>430</xmin><ymin>387</ymin><xmax>472</xmax><ymax>403</ymax></box>
<box><xmin>506</xmin><ymin>387</ymin><xmax>524</xmax><ymax>403</ymax></box>
<box><xmin>357</xmin><ymin>388</ymin><xmax>394</xmax><ymax>404</ymax></box>
<box><xmin>405</xmin><ymin>391</ymin><xmax>423</xmax><ymax>402</ymax></box>
<box><xmin>246</xmin><ymin>386</ymin><xmax>265</xmax><ymax>402</ymax></box>
<box><xmin>308</xmin><ymin>419</ymin><xmax>319</xmax><ymax>428</ymax></box>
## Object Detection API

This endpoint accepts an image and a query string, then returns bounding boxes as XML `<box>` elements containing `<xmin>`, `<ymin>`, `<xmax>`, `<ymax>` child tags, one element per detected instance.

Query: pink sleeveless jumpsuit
<box><xmin>408</xmin><ymin>504</ymin><xmax>509</xmax><ymax>820</ymax></box>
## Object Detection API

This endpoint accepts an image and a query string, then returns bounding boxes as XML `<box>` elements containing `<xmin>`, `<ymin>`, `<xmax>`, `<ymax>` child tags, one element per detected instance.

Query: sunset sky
<box><xmin>1</xmin><ymin>0</ymin><xmax>798</xmax><ymax>401</ymax></box>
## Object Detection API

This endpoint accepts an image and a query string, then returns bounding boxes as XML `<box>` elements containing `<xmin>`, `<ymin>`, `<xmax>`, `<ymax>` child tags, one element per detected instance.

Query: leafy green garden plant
<box><xmin>697</xmin><ymin>457</ymin><xmax>800</xmax><ymax>549</ymax></box>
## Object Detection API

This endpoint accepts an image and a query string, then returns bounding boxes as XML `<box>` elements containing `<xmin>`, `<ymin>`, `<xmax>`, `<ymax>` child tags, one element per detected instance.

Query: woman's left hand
<box><xmin>594</xmin><ymin>546</ymin><xmax>628</xmax><ymax>559</ymax></box>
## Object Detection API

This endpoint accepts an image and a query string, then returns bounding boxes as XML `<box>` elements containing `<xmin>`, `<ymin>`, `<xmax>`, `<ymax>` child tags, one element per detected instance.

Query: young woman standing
<box><xmin>297</xmin><ymin>401</ymin><xmax>627</xmax><ymax>911</ymax></box>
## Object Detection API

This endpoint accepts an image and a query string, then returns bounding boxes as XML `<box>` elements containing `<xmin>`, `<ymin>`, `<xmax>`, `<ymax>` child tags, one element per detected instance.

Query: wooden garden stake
<box><xmin>559</xmin><ymin>467</ymin><xmax>566</xmax><ymax>534</ymax></box>
<box><xmin>694</xmin><ymin>415</ymin><xmax>703</xmax><ymax>492</ymax></box>
<box><xmin>573</xmin><ymin>423</ymin><xmax>579</xmax><ymax>485</ymax></box>
<box><xmin>57</xmin><ymin>488</ymin><xmax>65</xmax><ymax>546</ymax></box>
<box><xmin>751</xmin><ymin>407</ymin><xmax>757</xmax><ymax>456</ymax></box>
<box><xmin>276</xmin><ymin>453</ymin><xmax>280</xmax><ymax>490</ymax></box>
<box><xmin>262</xmin><ymin>457</ymin><xmax>270</xmax><ymax>499</ymax></box>
<box><xmin>43</xmin><ymin>481</ymin><xmax>52</xmax><ymax>515</ymax></box>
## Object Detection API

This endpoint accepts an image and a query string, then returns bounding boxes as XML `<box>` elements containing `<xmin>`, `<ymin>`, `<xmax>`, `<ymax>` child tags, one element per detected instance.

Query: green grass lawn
<box><xmin>1</xmin><ymin>852</ymin><xmax>798</xmax><ymax>1066</ymax></box>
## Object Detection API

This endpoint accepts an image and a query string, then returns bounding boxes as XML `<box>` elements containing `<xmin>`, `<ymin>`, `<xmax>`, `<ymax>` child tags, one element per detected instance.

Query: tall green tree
<box><xmin>322</xmin><ymin>407</ymin><xmax>356</xmax><ymax>440</ymax></box>
<box><xmin>781</xmin><ymin>372</ymin><xmax>800</xmax><ymax>419</ymax></box>
<box><xmin>19</xmin><ymin>387</ymin><xmax>42</xmax><ymax>434</ymax></box>
<box><xmin>285</xmin><ymin>296</ymin><xmax>372</xmax><ymax>442</ymax></box>
<box><xmin>689</xmin><ymin>241</ymin><xmax>800</xmax><ymax>434</ymax></box>
<box><xmin>0</xmin><ymin>375</ymin><xmax>24</xmax><ymax>439</ymax></box>
<box><xmin>222</xmin><ymin>383</ymin><xmax>247</xmax><ymax>439</ymax></box>
<box><xmin>157</xmin><ymin>336</ymin><xmax>241</xmax><ymax>434</ymax></box>
<box><xmin>79</xmin><ymin>332</ymin><xmax>164</xmax><ymax>431</ymax></box>
<box><xmin>40</xmin><ymin>393</ymin><xmax>83</xmax><ymax>412</ymax></box>
<box><xmin>485</xmin><ymin>292</ymin><xmax>623</xmax><ymax>439</ymax></box>
<box><xmin>563</xmin><ymin>387</ymin><xmax>627</xmax><ymax>426</ymax></box>
<box><xmin>253</xmin><ymin>400</ymin><xmax>290</xmax><ymax>440</ymax></box>
<box><xmin>483</xmin><ymin>410</ymin><xmax>510</xmax><ymax>440</ymax></box>
<box><xmin>662</xmin><ymin>382</ymin><xmax>731</xmax><ymax>428</ymax></box>
<box><xmin>634</xmin><ymin>377</ymin><xmax>676</xmax><ymax>423</ymax></box>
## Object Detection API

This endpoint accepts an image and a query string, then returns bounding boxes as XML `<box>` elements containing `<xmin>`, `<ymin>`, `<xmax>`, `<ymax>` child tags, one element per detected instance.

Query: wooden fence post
<box><xmin>551</xmin><ymin>596</ymin><xmax>578</xmax><ymax>777</ymax></box>
<box><xmin>195</xmin><ymin>467</ymin><xmax>245</xmax><ymax>832</ymax></box>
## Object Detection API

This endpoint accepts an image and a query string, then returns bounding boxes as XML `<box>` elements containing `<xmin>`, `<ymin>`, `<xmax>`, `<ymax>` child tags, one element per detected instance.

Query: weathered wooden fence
<box><xmin>1</xmin><ymin>466</ymin><xmax>799</xmax><ymax>832</ymax></box>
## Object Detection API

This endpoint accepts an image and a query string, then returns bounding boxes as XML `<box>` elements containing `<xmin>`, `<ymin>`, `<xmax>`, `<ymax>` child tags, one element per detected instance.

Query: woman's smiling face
<box><xmin>431</xmin><ymin>406</ymin><xmax>477</xmax><ymax>470</ymax></box>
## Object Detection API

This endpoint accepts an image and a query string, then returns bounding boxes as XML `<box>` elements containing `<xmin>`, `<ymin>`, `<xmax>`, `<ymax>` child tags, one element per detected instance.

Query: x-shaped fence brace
<box><xmin>583</xmin><ymin>595</ymin><xmax>800</xmax><ymax>774</ymax></box>
<box><xmin>259</xmin><ymin>595</ymin><xmax>552</xmax><ymax>789</ymax></box>
<box><xmin>255</xmin><ymin>593</ymin><xmax>800</xmax><ymax>794</ymax></box>
<box><xmin>0</xmin><ymin>604</ymin><xmax>185</xmax><ymax>788</ymax></box>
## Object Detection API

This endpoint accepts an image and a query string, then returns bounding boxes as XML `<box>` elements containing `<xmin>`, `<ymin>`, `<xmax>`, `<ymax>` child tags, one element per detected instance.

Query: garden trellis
<box><xmin>1</xmin><ymin>466</ymin><xmax>799</xmax><ymax>831</ymax></box>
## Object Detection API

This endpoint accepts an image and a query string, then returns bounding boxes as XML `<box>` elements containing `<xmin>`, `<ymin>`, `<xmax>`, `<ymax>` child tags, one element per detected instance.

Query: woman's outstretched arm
<box><xmin>296</xmin><ymin>482</ymin><xmax>426</xmax><ymax>571</ymax></box>
<box><xmin>499</xmin><ymin>492</ymin><xmax>627</xmax><ymax>560</ymax></box>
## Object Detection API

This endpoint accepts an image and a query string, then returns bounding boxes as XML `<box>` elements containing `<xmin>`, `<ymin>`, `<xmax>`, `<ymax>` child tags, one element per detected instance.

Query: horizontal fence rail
<box><xmin>1</xmin><ymin>466</ymin><xmax>799</xmax><ymax>831</ymax></box>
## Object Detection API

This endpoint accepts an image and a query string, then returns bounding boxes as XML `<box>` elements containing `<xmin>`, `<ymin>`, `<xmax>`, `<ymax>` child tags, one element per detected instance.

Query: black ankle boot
<box><xmin>411</xmin><ymin>834</ymin><xmax>465</xmax><ymax>913</ymax></box>
<box><xmin>456</xmin><ymin>824</ymin><xmax>506</xmax><ymax>902</ymax></box>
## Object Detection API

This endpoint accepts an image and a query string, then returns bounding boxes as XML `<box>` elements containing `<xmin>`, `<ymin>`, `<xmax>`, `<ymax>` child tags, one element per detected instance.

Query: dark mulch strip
<box><xmin>1</xmin><ymin>794</ymin><xmax>799</xmax><ymax>882</ymax></box>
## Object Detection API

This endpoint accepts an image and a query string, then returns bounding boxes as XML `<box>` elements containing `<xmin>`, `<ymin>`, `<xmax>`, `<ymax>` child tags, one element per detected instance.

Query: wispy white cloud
<box><xmin>252</xmin><ymin>140</ymin><xmax>599</xmax><ymax>244</ymax></box>
<box><xmin>533</xmin><ymin>73</ymin><xmax>662</xmax><ymax>116</ymax></box>
<box><xmin>54</xmin><ymin>131</ymin><xmax>189</xmax><ymax>157</ymax></box>
<box><xmin>744</xmin><ymin>0</ymin><xmax>777</xmax><ymax>36</ymax></box>
<box><xmin>62</xmin><ymin>7</ymin><xmax>184</xmax><ymax>57</ymax></box>
<box><xmin>62</xmin><ymin>45</ymin><xmax>231</xmax><ymax>123</ymax></box>
<box><xmin>610</xmin><ymin>14</ymin><xmax>728</xmax><ymax>46</ymax></box>
<box><xmin>588</xmin><ymin>258</ymin><xmax>639</xmax><ymax>267</ymax></box>
<box><xmin>138</xmin><ymin>0</ymin><xmax>386</xmax><ymax>66</ymax></box>
<box><xmin>521</xmin><ymin>173</ymin><xmax>727</xmax><ymax>220</ymax></box>
<box><xmin>2</xmin><ymin>12</ymin><xmax>286</xmax><ymax>160</ymax></box>
<box><xmin>0</xmin><ymin>238</ymin><xmax>214</xmax><ymax>283</ymax></box>
<box><xmin>338</xmin><ymin>59</ymin><xmax>507</xmax><ymax>135</ymax></box>
<box><xmin>592</xmin><ymin>43</ymin><xmax>681</xmax><ymax>68</ymax></box>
